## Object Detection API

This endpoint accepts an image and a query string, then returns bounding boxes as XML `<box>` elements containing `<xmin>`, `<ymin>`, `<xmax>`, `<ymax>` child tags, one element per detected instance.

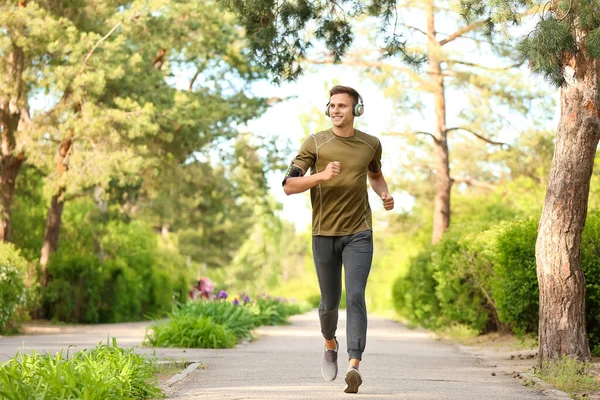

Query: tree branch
<box><xmin>414</xmin><ymin>131</ymin><xmax>438</xmax><ymax>142</ymax></box>
<box><xmin>188</xmin><ymin>68</ymin><xmax>202</xmax><ymax>92</ymax></box>
<box><xmin>446</xmin><ymin>127</ymin><xmax>511</xmax><ymax>149</ymax></box>
<box><xmin>304</xmin><ymin>57</ymin><xmax>428</xmax><ymax>85</ymax></box>
<box><xmin>452</xmin><ymin>177</ymin><xmax>496</xmax><ymax>191</ymax></box>
<box><xmin>445</xmin><ymin>59</ymin><xmax>524</xmax><ymax>71</ymax></box>
<box><xmin>439</xmin><ymin>20</ymin><xmax>486</xmax><ymax>46</ymax></box>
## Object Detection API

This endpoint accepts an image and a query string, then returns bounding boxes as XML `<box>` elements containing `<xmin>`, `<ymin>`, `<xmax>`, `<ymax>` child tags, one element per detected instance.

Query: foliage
<box><xmin>221</xmin><ymin>0</ymin><xmax>425</xmax><ymax>81</ymax></box>
<box><xmin>392</xmin><ymin>246</ymin><xmax>441</xmax><ymax>329</ymax></box>
<box><xmin>0</xmin><ymin>243</ymin><xmax>29</xmax><ymax>334</ymax></box>
<box><xmin>461</xmin><ymin>0</ymin><xmax>600</xmax><ymax>86</ymax></box>
<box><xmin>580</xmin><ymin>212</ymin><xmax>600</xmax><ymax>354</ymax></box>
<box><xmin>534</xmin><ymin>356</ymin><xmax>600</xmax><ymax>398</ymax></box>
<box><xmin>0</xmin><ymin>339</ymin><xmax>162</xmax><ymax>400</ymax></box>
<box><xmin>145</xmin><ymin>296</ymin><xmax>310</xmax><ymax>348</ymax></box>
<box><xmin>43</xmin><ymin>209</ymin><xmax>190</xmax><ymax>324</ymax></box>
<box><xmin>392</xmin><ymin>208</ymin><xmax>600</xmax><ymax>353</ymax></box>
<box><xmin>492</xmin><ymin>218</ymin><xmax>539</xmax><ymax>335</ymax></box>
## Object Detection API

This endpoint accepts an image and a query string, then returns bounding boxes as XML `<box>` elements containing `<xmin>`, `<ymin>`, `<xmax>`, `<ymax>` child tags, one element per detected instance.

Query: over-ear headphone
<box><xmin>325</xmin><ymin>93</ymin><xmax>364</xmax><ymax>117</ymax></box>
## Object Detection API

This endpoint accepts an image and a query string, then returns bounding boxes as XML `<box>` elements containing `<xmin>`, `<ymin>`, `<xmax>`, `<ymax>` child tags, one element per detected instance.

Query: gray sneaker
<box><xmin>344</xmin><ymin>366</ymin><xmax>362</xmax><ymax>393</ymax></box>
<box><xmin>321</xmin><ymin>338</ymin><xmax>338</xmax><ymax>381</ymax></box>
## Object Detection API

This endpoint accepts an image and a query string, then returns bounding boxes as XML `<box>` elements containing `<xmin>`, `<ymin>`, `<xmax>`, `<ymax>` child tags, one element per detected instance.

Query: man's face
<box><xmin>328</xmin><ymin>93</ymin><xmax>355</xmax><ymax>128</ymax></box>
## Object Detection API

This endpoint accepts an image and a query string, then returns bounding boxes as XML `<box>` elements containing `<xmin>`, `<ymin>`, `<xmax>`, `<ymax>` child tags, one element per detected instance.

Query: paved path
<box><xmin>165</xmin><ymin>311</ymin><xmax>558</xmax><ymax>400</ymax></box>
<box><xmin>0</xmin><ymin>311</ymin><xmax>561</xmax><ymax>399</ymax></box>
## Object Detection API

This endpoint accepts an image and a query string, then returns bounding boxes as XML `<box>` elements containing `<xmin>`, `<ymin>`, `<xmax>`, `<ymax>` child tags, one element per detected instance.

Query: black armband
<box><xmin>282</xmin><ymin>163</ymin><xmax>304</xmax><ymax>186</ymax></box>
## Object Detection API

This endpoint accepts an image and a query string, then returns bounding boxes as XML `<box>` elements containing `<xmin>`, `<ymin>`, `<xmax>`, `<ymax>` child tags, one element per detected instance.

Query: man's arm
<box><xmin>283</xmin><ymin>162</ymin><xmax>340</xmax><ymax>195</ymax></box>
<box><xmin>368</xmin><ymin>170</ymin><xmax>394</xmax><ymax>210</ymax></box>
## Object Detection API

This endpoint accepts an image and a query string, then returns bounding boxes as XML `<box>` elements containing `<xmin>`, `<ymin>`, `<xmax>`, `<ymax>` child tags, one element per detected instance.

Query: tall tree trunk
<box><xmin>426</xmin><ymin>1</ymin><xmax>452</xmax><ymax>244</ymax></box>
<box><xmin>535</xmin><ymin>59</ymin><xmax>599</xmax><ymax>364</ymax></box>
<box><xmin>0</xmin><ymin>45</ymin><xmax>26</xmax><ymax>242</ymax></box>
<box><xmin>39</xmin><ymin>139</ymin><xmax>72</xmax><ymax>284</ymax></box>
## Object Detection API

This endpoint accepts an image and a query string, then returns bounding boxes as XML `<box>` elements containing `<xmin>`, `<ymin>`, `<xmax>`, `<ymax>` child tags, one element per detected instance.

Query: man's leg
<box><xmin>342</xmin><ymin>230</ymin><xmax>373</xmax><ymax>364</ymax></box>
<box><xmin>312</xmin><ymin>236</ymin><xmax>343</xmax><ymax>344</ymax></box>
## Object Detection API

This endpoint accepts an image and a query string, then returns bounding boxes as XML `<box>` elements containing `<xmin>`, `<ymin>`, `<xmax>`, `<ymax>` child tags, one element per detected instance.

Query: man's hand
<box><xmin>322</xmin><ymin>161</ymin><xmax>341</xmax><ymax>181</ymax></box>
<box><xmin>381</xmin><ymin>192</ymin><xmax>394</xmax><ymax>211</ymax></box>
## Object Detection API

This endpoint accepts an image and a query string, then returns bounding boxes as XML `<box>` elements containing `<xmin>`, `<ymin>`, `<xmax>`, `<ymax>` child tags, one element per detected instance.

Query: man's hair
<box><xmin>329</xmin><ymin>85</ymin><xmax>360</xmax><ymax>105</ymax></box>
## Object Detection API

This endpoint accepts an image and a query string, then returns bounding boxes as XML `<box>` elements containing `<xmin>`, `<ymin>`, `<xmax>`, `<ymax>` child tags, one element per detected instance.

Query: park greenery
<box><xmin>2</xmin><ymin>0</ymin><xmax>600</xmax><ymax>395</ymax></box>
<box><xmin>0</xmin><ymin>339</ymin><xmax>163</xmax><ymax>399</ymax></box>
<box><xmin>145</xmin><ymin>295</ymin><xmax>310</xmax><ymax>348</ymax></box>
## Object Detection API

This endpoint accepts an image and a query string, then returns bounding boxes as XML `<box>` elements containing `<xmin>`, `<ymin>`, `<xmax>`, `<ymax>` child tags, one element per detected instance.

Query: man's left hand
<box><xmin>381</xmin><ymin>192</ymin><xmax>394</xmax><ymax>211</ymax></box>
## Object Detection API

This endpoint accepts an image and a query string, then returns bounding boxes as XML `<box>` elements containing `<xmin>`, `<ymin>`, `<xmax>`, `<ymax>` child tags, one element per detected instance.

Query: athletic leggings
<box><xmin>312</xmin><ymin>229</ymin><xmax>373</xmax><ymax>361</ymax></box>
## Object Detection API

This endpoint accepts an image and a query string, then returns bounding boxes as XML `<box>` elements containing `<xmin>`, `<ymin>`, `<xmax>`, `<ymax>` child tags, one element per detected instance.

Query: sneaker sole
<box><xmin>344</xmin><ymin>369</ymin><xmax>362</xmax><ymax>393</ymax></box>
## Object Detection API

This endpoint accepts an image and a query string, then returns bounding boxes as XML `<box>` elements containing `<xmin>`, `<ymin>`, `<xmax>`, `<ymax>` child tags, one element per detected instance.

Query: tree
<box><xmin>222</xmin><ymin>0</ymin><xmax>549</xmax><ymax>243</ymax></box>
<box><xmin>461</xmin><ymin>0</ymin><xmax>600</xmax><ymax>362</ymax></box>
<box><xmin>0</xmin><ymin>0</ymin><xmax>267</xmax><ymax>281</ymax></box>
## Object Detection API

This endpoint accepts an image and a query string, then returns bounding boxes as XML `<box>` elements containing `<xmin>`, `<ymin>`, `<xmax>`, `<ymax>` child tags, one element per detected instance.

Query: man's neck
<box><xmin>332</xmin><ymin>125</ymin><xmax>355</xmax><ymax>138</ymax></box>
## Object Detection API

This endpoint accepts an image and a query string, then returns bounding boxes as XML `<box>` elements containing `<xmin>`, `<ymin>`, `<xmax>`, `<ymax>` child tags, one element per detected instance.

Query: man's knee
<box><xmin>345</xmin><ymin>290</ymin><xmax>365</xmax><ymax>309</ymax></box>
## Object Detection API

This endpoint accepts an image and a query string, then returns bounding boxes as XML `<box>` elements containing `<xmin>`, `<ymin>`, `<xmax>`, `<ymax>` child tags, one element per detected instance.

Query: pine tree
<box><xmin>461</xmin><ymin>0</ymin><xmax>600</xmax><ymax>362</ymax></box>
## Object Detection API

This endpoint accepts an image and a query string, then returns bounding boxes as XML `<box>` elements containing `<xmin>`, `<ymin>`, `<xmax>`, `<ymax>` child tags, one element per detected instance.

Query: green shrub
<box><xmin>0</xmin><ymin>339</ymin><xmax>162</xmax><ymax>399</ymax></box>
<box><xmin>0</xmin><ymin>243</ymin><xmax>29</xmax><ymax>334</ymax></box>
<box><xmin>248</xmin><ymin>297</ymin><xmax>309</xmax><ymax>326</ymax></box>
<box><xmin>392</xmin><ymin>247</ymin><xmax>441</xmax><ymax>329</ymax></box>
<box><xmin>44</xmin><ymin>220</ymin><xmax>190</xmax><ymax>324</ymax></box>
<box><xmin>145</xmin><ymin>314</ymin><xmax>238</xmax><ymax>348</ymax></box>
<box><xmin>493</xmin><ymin>218</ymin><xmax>539</xmax><ymax>335</ymax></box>
<box><xmin>580</xmin><ymin>212</ymin><xmax>600</xmax><ymax>354</ymax></box>
<box><xmin>432</xmin><ymin>229</ymin><xmax>492</xmax><ymax>333</ymax></box>
<box><xmin>145</xmin><ymin>297</ymin><xmax>310</xmax><ymax>349</ymax></box>
<box><xmin>44</xmin><ymin>254</ymin><xmax>104</xmax><ymax>323</ymax></box>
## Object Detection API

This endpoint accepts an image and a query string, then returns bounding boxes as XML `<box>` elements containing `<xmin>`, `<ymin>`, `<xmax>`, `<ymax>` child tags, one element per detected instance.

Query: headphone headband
<box><xmin>325</xmin><ymin>92</ymin><xmax>364</xmax><ymax>117</ymax></box>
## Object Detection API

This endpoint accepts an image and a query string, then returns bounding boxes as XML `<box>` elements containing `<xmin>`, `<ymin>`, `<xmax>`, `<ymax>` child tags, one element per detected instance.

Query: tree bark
<box><xmin>0</xmin><ymin>45</ymin><xmax>26</xmax><ymax>242</ymax></box>
<box><xmin>39</xmin><ymin>139</ymin><xmax>72</xmax><ymax>284</ymax></box>
<box><xmin>426</xmin><ymin>1</ymin><xmax>452</xmax><ymax>244</ymax></box>
<box><xmin>39</xmin><ymin>188</ymin><xmax>65</xmax><ymax>284</ymax></box>
<box><xmin>535</xmin><ymin>59</ymin><xmax>599</xmax><ymax>364</ymax></box>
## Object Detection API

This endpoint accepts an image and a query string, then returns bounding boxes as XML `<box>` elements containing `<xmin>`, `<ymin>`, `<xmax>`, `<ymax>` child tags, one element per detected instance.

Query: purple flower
<box><xmin>217</xmin><ymin>290</ymin><xmax>228</xmax><ymax>300</ymax></box>
<box><xmin>243</xmin><ymin>295</ymin><xmax>250</xmax><ymax>305</ymax></box>
<box><xmin>233</xmin><ymin>298</ymin><xmax>239</xmax><ymax>306</ymax></box>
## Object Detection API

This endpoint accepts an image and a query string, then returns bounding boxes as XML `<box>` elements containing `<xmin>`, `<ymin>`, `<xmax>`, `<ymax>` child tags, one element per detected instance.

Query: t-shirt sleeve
<box><xmin>291</xmin><ymin>135</ymin><xmax>316</xmax><ymax>174</ymax></box>
<box><xmin>368</xmin><ymin>140</ymin><xmax>382</xmax><ymax>173</ymax></box>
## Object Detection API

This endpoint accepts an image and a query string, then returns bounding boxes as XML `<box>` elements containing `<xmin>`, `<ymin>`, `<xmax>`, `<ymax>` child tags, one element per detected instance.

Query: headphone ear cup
<box><xmin>354</xmin><ymin>103</ymin><xmax>364</xmax><ymax>117</ymax></box>
<box><xmin>325</xmin><ymin>102</ymin><xmax>330</xmax><ymax>117</ymax></box>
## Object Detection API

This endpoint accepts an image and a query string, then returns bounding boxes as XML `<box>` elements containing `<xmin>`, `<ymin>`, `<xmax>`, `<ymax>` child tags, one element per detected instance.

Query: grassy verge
<box><xmin>0</xmin><ymin>338</ymin><xmax>163</xmax><ymax>399</ymax></box>
<box><xmin>145</xmin><ymin>297</ymin><xmax>310</xmax><ymax>349</ymax></box>
<box><xmin>534</xmin><ymin>356</ymin><xmax>600</xmax><ymax>399</ymax></box>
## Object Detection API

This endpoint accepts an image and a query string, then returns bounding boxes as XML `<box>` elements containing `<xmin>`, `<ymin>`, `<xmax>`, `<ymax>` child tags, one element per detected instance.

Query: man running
<box><xmin>282</xmin><ymin>85</ymin><xmax>394</xmax><ymax>393</ymax></box>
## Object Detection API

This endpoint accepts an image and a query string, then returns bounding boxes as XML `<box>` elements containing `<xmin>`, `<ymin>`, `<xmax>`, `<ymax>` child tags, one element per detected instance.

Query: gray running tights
<box><xmin>312</xmin><ymin>229</ymin><xmax>373</xmax><ymax>361</ymax></box>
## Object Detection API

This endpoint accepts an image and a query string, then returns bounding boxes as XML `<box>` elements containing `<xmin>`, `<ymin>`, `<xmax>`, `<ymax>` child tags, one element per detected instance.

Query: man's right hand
<box><xmin>322</xmin><ymin>161</ymin><xmax>341</xmax><ymax>181</ymax></box>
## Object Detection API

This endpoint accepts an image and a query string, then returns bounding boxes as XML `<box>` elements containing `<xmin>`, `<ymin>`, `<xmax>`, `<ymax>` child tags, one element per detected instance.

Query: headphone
<box><xmin>325</xmin><ymin>93</ymin><xmax>364</xmax><ymax>117</ymax></box>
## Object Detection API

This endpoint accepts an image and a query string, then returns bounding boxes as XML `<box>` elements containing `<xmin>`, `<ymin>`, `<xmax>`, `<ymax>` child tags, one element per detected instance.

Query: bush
<box><xmin>0</xmin><ymin>243</ymin><xmax>29</xmax><ymax>334</ymax></box>
<box><xmin>145</xmin><ymin>297</ymin><xmax>310</xmax><ymax>349</ymax></box>
<box><xmin>392</xmin><ymin>247</ymin><xmax>441</xmax><ymax>329</ymax></box>
<box><xmin>44</xmin><ymin>254</ymin><xmax>104</xmax><ymax>323</ymax></box>
<box><xmin>0</xmin><ymin>339</ymin><xmax>162</xmax><ymax>399</ymax></box>
<box><xmin>492</xmin><ymin>218</ymin><xmax>539</xmax><ymax>335</ymax></box>
<box><xmin>432</xmin><ymin>229</ymin><xmax>492</xmax><ymax>333</ymax></box>
<box><xmin>580</xmin><ymin>212</ymin><xmax>600</xmax><ymax>354</ymax></box>
<box><xmin>43</xmin><ymin>220</ymin><xmax>190</xmax><ymax>324</ymax></box>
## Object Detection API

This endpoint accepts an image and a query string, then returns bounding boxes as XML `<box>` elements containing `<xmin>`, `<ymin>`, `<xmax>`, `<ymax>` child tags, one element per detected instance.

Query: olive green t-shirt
<box><xmin>292</xmin><ymin>128</ymin><xmax>382</xmax><ymax>236</ymax></box>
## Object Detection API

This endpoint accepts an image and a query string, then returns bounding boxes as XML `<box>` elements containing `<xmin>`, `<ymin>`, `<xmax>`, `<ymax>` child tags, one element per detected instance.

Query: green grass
<box><xmin>145</xmin><ymin>298</ymin><xmax>310</xmax><ymax>349</ymax></box>
<box><xmin>0</xmin><ymin>338</ymin><xmax>163</xmax><ymax>400</ymax></box>
<box><xmin>534</xmin><ymin>356</ymin><xmax>600</xmax><ymax>398</ymax></box>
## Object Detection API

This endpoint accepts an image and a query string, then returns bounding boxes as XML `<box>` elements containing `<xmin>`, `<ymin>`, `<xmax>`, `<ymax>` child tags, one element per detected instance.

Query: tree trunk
<box><xmin>39</xmin><ymin>139</ymin><xmax>72</xmax><ymax>284</ymax></box>
<box><xmin>426</xmin><ymin>1</ymin><xmax>452</xmax><ymax>244</ymax></box>
<box><xmin>39</xmin><ymin>189</ymin><xmax>65</xmax><ymax>285</ymax></box>
<box><xmin>535</xmin><ymin>59</ymin><xmax>599</xmax><ymax>364</ymax></box>
<box><xmin>0</xmin><ymin>45</ymin><xmax>26</xmax><ymax>242</ymax></box>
